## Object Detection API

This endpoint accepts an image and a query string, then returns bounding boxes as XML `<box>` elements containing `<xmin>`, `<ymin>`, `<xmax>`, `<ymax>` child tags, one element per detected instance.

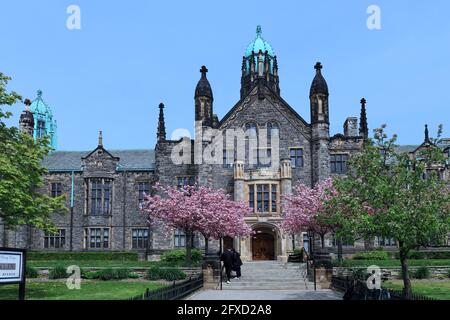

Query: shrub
<box><xmin>81</xmin><ymin>270</ymin><xmax>98</xmax><ymax>280</ymax></box>
<box><xmin>128</xmin><ymin>272</ymin><xmax>139</xmax><ymax>279</ymax></box>
<box><xmin>352</xmin><ymin>268</ymin><xmax>371</xmax><ymax>281</ymax></box>
<box><xmin>28</xmin><ymin>251</ymin><xmax>139</xmax><ymax>261</ymax></box>
<box><xmin>352</xmin><ymin>249</ymin><xmax>389</xmax><ymax>260</ymax></box>
<box><xmin>95</xmin><ymin>268</ymin><xmax>131</xmax><ymax>280</ymax></box>
<box><xmin>26</xmin><ymin>266</ymin><xmax>39</xmax><ymax>278</ymax></box>
<box><xmin>145</xmin><ymin>267</ymin><xmax>163</xmax><ymax>280</ymax></box>
<box><xmin>413</xmin><ymin>266</ymin><xmax>431</xmax><ymax>279</ymax></box>
<box><xmin>293</xmin><ymin>248</ymin><xmax>305</xmax><ymax>255</ymax></box>
<box><xmin>145</xmin><ymin>267</ymin><xmax>186</xmax><ymax>281</ymax></box>
<box><xmin>160</xmin><ymin>268</ymin><xmax>186</xmax><ymax>281</ymax></box>
<box><xmin>161</xmin><ymin>249</ymin><xmax>202</xmax><ymax>264</ymax></box>
<box><xmin>114</xmin><ymin>268</ymin><xmax>131</xmax><ymax>279</ymax></box>
<box><xmin>48</xmin><ymin>265</ymin><xmax>68</xmax><ymax>279</ymax></box>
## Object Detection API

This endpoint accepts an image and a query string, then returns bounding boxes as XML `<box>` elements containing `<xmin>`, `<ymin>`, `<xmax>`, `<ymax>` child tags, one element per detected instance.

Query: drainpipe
<box><xmin>70</xmin><ymin>171</ymin><xmax>75</xmax><ymax>251</ymax></box>
<box><xmin>122</xmin><ymin>169</ymin><xmax>127</xmax><ymax>250</ymax></box>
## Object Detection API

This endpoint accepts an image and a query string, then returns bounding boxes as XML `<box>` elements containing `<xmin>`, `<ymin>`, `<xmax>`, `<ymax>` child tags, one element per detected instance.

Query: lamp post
<box><xmin>307</xmin><ymin>229</ymin><xmax>316</xmax><ymax>291</ymax></box>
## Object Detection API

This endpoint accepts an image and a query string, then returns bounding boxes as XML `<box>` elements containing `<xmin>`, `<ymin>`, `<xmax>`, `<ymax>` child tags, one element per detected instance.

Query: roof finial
<box><xmin>98</xmin><ymin>130</ymin><xmax>103</xmax><ymax>147</ymax></box>
<box><xmin>359</xmin><ymin>98</ymin><xmax>368</xmax><ymax>141</ymax></box>
<box><xmin>424</xmin><ymin>124</ymin><xmax>430</xmax><ymax>143</ymax></box>
<box><xmin>314</xmin><ymin>62</ymin><xmax>323</xmax><ymax>72</ymax></box>
<box><xmin>256</xmin><ymin>25</ymin><xmax>262</xmax><ymax>37</ymax></box>
<box><xmin>24</xmin><ymin>99</ymin><xmax>31</xmax><ymax>111</ymax></box>
<box><xmin>37</xmin><ymin>89</ymin><xmax>42</xmax><ymax>98</ymax></box>
<box><xmin>157</xmin><ymin>103</ymin><xmax>166</xmax><ymax>142</ymax></box>
<box><xmin>200</xmin><ymin>65</ymin><xmax>208</xmax><ymax>77</ymax></box>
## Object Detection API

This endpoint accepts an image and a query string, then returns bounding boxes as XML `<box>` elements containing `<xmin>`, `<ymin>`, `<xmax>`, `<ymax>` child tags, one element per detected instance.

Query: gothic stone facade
<box><xmin>2</xmin><ymin>27</ymin><xmax>449</xmax><ymax>260</ymax></box>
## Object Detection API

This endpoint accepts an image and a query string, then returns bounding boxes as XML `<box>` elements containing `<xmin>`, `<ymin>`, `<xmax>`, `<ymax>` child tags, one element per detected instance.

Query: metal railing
<box><xmin>331</xmin><ymin>275</ymin><xmax>435</xmax><ymax>300</ymax></box>
<box><xmin>129</xmin><ymin>274</ymin><xmax>203</xmax><ymax>300</ymax></box>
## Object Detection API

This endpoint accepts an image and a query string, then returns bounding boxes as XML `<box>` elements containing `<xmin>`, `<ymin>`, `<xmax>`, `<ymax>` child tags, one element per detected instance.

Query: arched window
<box><xmin>259</xmin><ymin>122</ymin><xmax>279</xmax><ymax>167</ymax></box>
<box><xmin>244</xmin><ymin>122</ymin><xmax>258</xmax><ymax>167</ymax></box>
<box><xmin>267</xmin><ymin>121</ymin><xmax>279</xmax><ymax>146</ymax></box>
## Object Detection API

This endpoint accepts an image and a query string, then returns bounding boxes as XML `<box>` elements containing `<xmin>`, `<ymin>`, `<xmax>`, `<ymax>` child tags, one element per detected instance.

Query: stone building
<box><xmin>1</xmin><ymin>26</ymin><xmax>448</xmax><ymax>260</ymax></box>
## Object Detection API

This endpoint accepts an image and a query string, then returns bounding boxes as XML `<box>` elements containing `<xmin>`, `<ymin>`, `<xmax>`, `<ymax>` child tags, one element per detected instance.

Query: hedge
<box><xmin>145</xmin><ymin>266</ymin><xmax>186</xmax><ymax>281</ymax></box>
<box><xmin>81</xmin><ymin>268</ymin><xmax>139</xmax><ymax>280</ymax></box>
<box><xmin>393</xmin><ymin>251</ymin><xmax>450</xmax><ymax>260</ymax></box>
<box><xmin>352</xmin><ymin>249</ymin><xmax>389</xmax><ymax>260</ymax></box>
<box><xmin>28</xmin><ymin>251</ymin><xmax>139</xmax><ymax>261</ymax></box>
<box><xmin>161</xmin><ymin>249</ymin><xmax>202</xmax><ymax>264</ymax></box>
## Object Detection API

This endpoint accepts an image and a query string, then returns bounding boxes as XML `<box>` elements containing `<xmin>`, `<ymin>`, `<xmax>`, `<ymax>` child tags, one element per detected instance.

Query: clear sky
<box><xmin>1</xmin><ymin>0</ymin><xmax>449</xmax><ymax>150</ymax></box>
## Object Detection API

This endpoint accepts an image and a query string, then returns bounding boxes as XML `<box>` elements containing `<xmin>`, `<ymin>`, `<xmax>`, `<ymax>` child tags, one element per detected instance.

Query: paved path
<box><xmin>188</xmin><ymin>289</ymin><xmax>343</xmax><ymax>300</ymax></box>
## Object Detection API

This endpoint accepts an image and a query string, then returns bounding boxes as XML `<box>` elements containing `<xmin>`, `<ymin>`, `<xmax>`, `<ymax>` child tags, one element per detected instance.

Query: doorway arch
<box><xmin>251</xmin><ymin>224</ymin><xmax>277</xmax><ymax>260</ymax></box>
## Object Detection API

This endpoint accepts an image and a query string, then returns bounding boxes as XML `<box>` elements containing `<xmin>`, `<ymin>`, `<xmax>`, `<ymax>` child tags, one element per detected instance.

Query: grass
<box><xmin>383</xmin><ymin>279</ymin><xmax>450</xmax><ymax>300</ymax></box>
<box><xmin>0</xmin><ymin>280</ymin><xmax>165</xmax><ymax>300</ymax></box>
<box><xmin>335</xmin><ymin>259</ymin><xmax>450</xmax><ymax>268</ymax></box>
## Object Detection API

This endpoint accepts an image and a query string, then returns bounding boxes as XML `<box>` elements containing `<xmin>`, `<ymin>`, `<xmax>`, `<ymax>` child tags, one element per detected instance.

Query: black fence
<box><xmin>129</xmin><ymin>274</ymin><xmax>203</xmax><ymax>300</ymax></box>
<box><xmin>331</xmin><ymin>275</ymin><xmax>435</xmax><ymax>300</ymax></box>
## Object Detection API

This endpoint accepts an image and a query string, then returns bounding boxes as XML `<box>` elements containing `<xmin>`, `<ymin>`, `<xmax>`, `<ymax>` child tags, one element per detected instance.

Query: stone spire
<box><xmin>359</xmin><ymin>98</ymin><xmax>368</xmax><ymax>140</ymax></box>
<box><xmin>157</xmin><ymin>103</ymin><xmax>166</xmax><ymax>142</ymax></box>
<box><xmin>310</xmin><ymin>62</ymin><xmax>329</xmax><ymax>124</ymax></box>
<box><xmin>98</xmin><ymin>130</ymin><xmax>103</xmax><ymax>147</ymax></box>
<box><xmin>424</xmin><ymin>124</ymin><xmax>430</xmax><ymax>143</ymax></box>
<box><xmin>310</xmin><ymin>62</ymin><xmax>329</xmax><ymax>97</ymax></box>
<box><xmin>194</xmin><ymin>66</ymin><xmax>214</xmax><ymax>127</ymax></box>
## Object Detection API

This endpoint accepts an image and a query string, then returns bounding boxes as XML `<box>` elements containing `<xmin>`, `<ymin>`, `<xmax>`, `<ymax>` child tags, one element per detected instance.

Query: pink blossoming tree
<box><xmin>282</xmin><ymin>178</ymin><xmax>337</xmax><ymax>248</ymax></box>
<box><xmin>141</xmin><ymin>184</ymin><xmax>252</xmax><ymax>262</ymax></box>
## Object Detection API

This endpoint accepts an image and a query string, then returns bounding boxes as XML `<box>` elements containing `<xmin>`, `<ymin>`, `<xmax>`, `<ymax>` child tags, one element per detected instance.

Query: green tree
<box><xmin>0</xmin><ymin>72</ymin><xmax>67</xmax><ymax>231</ymax></box>
<box><xmin>326</xmin><ymin>125</ymin><xmax>449</xmax><ymax>298</ymax></box>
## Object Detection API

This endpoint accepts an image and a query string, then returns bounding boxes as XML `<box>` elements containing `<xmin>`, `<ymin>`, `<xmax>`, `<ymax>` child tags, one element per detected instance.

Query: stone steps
<box><xmin>222</xmin><ymin>261</ymin><xmax>315</xmax><ymax>291</ymax></box>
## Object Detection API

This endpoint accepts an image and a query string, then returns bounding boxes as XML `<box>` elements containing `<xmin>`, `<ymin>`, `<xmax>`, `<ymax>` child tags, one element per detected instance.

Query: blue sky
<box><xmin>1</xmin><ymin>0</ymin><xmax>449</xmax><ymax>150</ymax></box>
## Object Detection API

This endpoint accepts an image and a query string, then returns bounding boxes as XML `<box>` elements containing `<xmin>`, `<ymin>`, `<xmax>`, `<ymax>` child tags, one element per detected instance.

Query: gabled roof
<box><xmin>42</xmin><ymin>149</ymin><xmax>155</xmax><ymax>172</ymax></box>
<box><xmin>219</xmin><ymin>83</ymin><xmax>309</xmax><ymax>128</ymax></box>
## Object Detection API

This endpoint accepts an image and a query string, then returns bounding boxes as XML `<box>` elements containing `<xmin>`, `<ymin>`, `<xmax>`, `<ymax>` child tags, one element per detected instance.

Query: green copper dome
<box><xmin>245</xmin><ymin>26</ymin><xmax>274</xmax><ymax>57</ymax></box>
<box><xmin>29</xmin><ymin>90</ymin><xmax>58</xmax><ymax>150</ymax></box>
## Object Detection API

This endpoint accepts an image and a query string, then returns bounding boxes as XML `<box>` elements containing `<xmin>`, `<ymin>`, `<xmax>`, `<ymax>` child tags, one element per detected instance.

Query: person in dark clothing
<box><xmin>231</xmin><ymin>248</ymin><xmax>243</xmax><ymax>279</ymax></box>
<box><xmin>220</xmin><ymin>248</ymin><xmax>234</xmax><ymax>283</ymax></box>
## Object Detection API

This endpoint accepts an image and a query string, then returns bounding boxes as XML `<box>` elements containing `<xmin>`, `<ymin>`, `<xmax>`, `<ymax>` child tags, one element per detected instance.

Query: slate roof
<box><xmin>42</xmin><ymin>149</ymin><xmax>155</xmax><ymax>172</ymax></box>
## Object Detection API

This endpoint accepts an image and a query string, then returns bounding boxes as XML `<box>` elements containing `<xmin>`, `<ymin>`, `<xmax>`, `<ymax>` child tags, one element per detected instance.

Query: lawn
<box><xmin>335</xmin><ymin>259</ymin><xmax>450</xmax><ymax>268</ymax></box>
<box><xmin>383</xmin><ymin>279</ymin><xmax>450</xmax><ymax>300</ymax></box>
<box><xmin>0</xmin><ymin>280</ymin><xmax>165</xmax><ymax>300</ymax></box>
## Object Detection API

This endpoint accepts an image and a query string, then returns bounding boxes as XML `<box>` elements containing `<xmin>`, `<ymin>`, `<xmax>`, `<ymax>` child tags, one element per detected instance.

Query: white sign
<box><xmin>0</xmin><ymin>250</ymin><xmax>24</xmax><ymax>283</ymax></box>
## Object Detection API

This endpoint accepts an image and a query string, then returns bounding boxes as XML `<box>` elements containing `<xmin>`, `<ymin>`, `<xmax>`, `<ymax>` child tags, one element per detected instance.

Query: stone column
<box><xmin>278</xmin><ymin>159</ymin><xmax>292</xmax><ymax>262</ymax></box>
<box><xmin>234</xmin><ymin>160</ymin><xmax>252</xmax><ymax>260</ymax></box>
<box><xmin>280</xmin><ymin>159</ymin><xmax>292</xmax><ymax>196</ymax></box>
<box><xmin>233</xmin><ymin>160</ymin><xmax>245</xmax><ymax>201</ymax></box>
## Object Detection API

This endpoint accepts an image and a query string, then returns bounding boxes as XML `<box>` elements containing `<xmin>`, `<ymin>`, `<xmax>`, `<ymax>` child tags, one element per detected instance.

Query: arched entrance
<box><xmin>251</xmin><ymin>226</ymin><xmax>276</xmax><ymax>260</ymax></box>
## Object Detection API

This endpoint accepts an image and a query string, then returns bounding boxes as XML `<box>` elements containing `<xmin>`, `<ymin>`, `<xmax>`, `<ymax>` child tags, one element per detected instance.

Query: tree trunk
<box><xmin>337</xmin><ymin>237</ymin><xmax>343</xmax><ymax>266</ymax></box>
<box><xmin>185</xmin><ymin>230</ymin><xmax>192</xmax><ymax>264</ymax></box>
<box><xmin>399</xmin><ymin>242</ymin><xmax>412</xmax><ymax>299</ymax></box>
<box><xmin>292</xmin><ymin>234</ymin><xmax>295</xmax><ymax>250</ymax></box>
<box><xmin>204</xmin><ymin>236</ymin><xmax>209</xmax><ymax>255</ymax></box>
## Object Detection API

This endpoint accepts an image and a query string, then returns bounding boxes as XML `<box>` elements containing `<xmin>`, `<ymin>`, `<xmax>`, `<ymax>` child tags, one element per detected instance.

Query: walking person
<box><xmin>231</xmin><ymin>248</ymin><xmax>243</xmax><ymax>279</ymax></box>
<box><xmin>221</xmin><ymin>248</ymin><xmax>234</xmax><ymax>284</ymax></box>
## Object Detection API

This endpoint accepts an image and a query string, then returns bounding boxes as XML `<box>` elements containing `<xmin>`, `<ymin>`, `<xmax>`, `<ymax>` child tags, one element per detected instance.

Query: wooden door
<box><xmin>252</xmin><ymin>233</ymin><xmax>275</xmax><ymax>260</ymax></box>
